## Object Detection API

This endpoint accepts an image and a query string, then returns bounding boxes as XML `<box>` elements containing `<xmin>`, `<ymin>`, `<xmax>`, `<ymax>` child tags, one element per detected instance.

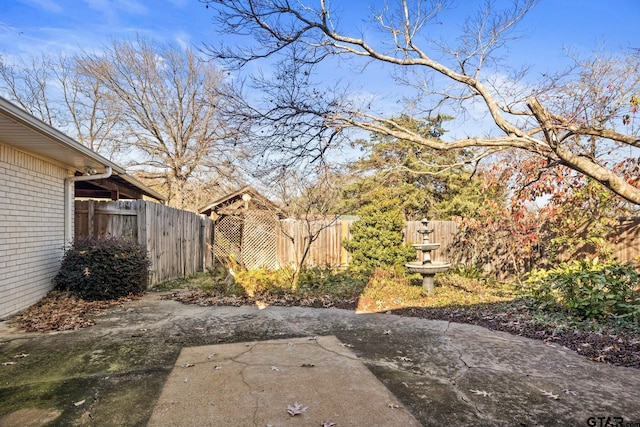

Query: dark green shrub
<box><xmin>54</xmin><ymin>237</ymin><xmax>150</xmax><ymax>300</ymax></box>
<box><xmin>524</xmin><ymin>258</ymin><xmax>640</xmax><ymax>320</ymax></box>
<box><xmin>343</xmin><ymin>199</ymin><xmax>415</xmax><ymax>274</ymax></box>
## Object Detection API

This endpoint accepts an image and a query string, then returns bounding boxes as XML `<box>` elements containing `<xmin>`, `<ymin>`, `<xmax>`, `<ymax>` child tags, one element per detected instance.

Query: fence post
<box><xmin>199</xmin><ymin>215</ymin><xmax>206</xmax><ymax>273</ymax></box>
<box><xmin>340</xmin><ymin>219</ymin><xmax>349</xmax><ymax>267</ymax></box>
<box><xmin>87</xmin><ymin>200</ymin><xmax>95</xmax><ymax>237</ymax></box>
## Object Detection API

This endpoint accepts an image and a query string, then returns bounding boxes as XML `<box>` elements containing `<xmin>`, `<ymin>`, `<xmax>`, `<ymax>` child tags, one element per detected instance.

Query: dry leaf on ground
<box><xmin>287</xmin><ymin>401</ymin><xmax>308</xmax><ymax>416</ymax></box>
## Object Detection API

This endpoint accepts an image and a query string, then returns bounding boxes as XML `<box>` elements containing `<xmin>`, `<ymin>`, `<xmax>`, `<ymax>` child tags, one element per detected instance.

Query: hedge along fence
<box><xmin>75</xmin><ymin>200</ymin><xmax>214</xmax><ymax>286</ymax></box>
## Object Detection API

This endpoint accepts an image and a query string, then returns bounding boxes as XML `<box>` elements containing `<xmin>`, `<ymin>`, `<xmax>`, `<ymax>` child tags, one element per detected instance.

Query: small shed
<box><xmin>199</xmin><ymin>186</ymin><xmax>282</xmax><ymax>269</ymax></box>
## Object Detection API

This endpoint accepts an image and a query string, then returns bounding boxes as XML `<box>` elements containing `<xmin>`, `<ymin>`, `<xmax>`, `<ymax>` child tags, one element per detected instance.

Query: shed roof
<box><xmin>198</xmin><ymin>185</ymin><xmax>281</xmax><ymax>216</ymax></box>
<box><xmin>0</xmin><ymin>97</ymin><xmax>166</xmax><ymax>202</ymax></box>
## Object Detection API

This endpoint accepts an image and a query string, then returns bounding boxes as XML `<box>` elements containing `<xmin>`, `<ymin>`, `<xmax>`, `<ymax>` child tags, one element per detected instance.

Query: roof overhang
<box><xmin>0</xmin><ymin>97</ymin><xmax>166</xmax><ymax>202</ymax></box>
<box><xmin>198</xmin><ymin>185</ymin><xmax>282</xmax><ymax>217</ymax></box>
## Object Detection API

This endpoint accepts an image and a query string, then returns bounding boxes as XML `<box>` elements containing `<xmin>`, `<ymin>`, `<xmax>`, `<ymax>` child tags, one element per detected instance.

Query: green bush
<box><xmin>524</xmin><ymin>258</ymin><xmax>640</xmax><ymax>320</ymax></box>
<box><xmin>343</xmin><ymin>199</ymin><xmax>416</xmax><ymax>274</ymax></box>
<box><xmin>54</xmin><ymin>237</ymin><xmax>150</xmax><ymax>300</ymax></box>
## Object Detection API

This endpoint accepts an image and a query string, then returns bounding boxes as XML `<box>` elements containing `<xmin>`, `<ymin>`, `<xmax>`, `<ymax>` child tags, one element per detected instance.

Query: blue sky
<box><xmin>1</xmin><ymin>0</ymin><xmax>636</xmax><ymax>64</ymax></box>
<box><xmin>0</xmin><ymin>0</ymin><xmax>638</xmax><ymax>144</ymax></box>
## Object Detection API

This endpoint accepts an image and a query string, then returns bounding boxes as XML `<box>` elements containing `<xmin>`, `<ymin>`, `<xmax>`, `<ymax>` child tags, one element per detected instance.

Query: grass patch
<box><xmin>356</xmin><ymin>268</ymin><xmax>515</xmax><ymax>312</ymax></box>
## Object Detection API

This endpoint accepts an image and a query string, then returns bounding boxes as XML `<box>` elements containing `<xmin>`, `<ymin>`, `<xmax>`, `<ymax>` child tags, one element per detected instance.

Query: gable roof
<box><xmin>198</xmin><ymin>185</ymin><xmax>281</xmax><ymax>216</ymax></box>
<box><xmin>0</xmin><ymin>96</ymin><xmax>166</xmax><ymax>202</ymax></box>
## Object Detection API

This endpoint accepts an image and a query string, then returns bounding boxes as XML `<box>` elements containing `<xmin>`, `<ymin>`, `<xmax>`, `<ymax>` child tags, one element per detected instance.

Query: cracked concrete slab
<box><xmin>1</xmin><ymin>297</ymin><xmax>640</xmax><ymax>426</ymax></box>
<box><xmin>148</xmin><ymin>336</ymin><xmax>421</xmax><ymax>426</ymax></box>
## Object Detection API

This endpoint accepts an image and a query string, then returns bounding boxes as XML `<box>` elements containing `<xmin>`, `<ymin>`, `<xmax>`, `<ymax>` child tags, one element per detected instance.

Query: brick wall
<box><xmin>0</xmin><ymin>143</ymin><xmax>70</xmax><ymax>318</ymax></box>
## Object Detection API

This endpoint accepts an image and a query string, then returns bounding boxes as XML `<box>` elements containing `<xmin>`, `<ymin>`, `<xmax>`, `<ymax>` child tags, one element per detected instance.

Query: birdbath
<box><xmin>405</xmin><ymin>218</ymin><xmax>451</xmax><ymax>291</ymax></box>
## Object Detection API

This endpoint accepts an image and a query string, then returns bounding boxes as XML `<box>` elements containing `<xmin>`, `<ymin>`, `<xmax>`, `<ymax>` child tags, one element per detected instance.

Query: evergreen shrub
<box><xmin>54</xmin><ymin>236</ymin><xmax>150</xmax><ymax>300</ymax></box>
<box><xmin>343</xmin><ymin>199</ymin><xmax>415</xmax><ymax>273</ymax></box>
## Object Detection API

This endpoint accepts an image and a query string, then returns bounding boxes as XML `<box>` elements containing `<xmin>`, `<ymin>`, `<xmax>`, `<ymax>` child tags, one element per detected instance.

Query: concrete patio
<box><xmin>1</xmin><ymin>296</ymin><xmax>639</xmax><ymax>426</ymax></box>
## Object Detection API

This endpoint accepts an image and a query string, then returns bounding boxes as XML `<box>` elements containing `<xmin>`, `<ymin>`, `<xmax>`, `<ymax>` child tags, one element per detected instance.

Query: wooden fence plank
<box><xmin>613</xmin><ymin>217</ymin><xmax>640</xmax><ymax>262</ymax></box>
<box><xmin>270</xmin><ymin>218</ymin><xmax>456</xmax><ymax>269</ymax></box>
<box><xmin>74</xmin><ymin>200</ymin><xmax>215</xmax><ymax>286</ymax></box>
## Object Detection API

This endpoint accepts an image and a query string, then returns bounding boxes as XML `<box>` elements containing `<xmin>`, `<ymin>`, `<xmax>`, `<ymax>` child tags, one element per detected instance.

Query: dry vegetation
<box><xmin>8</xmin><ymin>291</ymin><xmax>134</xmax><ymax>332</ymax></box>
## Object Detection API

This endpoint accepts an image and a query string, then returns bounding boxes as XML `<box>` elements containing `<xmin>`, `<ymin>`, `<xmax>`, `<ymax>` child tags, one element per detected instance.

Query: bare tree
<box><xmin>201</xmin><ymin>0</ymin><xmax>640</xmax><ymax>205</ymax></box>
<box><xmin>272</xmin><ymin>166</ymin><xmax>347</xmax><ymax>284</ymax></box>
<box><xmin>0</xmin><ymin>54</ymin><xmax>121</xmax><ymax>157</ymax></box>
<box><xmin>219</xmin><ymin>51</ymin><xmax>351</xmax><ymax>181</ymax></box>
<box><xmin>79</xmin><ymin>36</ymin><xmax>245</xmax><ymax>209</ymax></box>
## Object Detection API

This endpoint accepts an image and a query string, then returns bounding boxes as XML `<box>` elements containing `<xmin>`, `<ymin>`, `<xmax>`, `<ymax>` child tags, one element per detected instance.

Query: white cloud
<box><xmin>117</xmin><ymin>0</ymin><xmax>148</xmax><ymax>15</ymax></box>
<box><xmin>18</xmin><ymin>0</ymin><xmax>63</xmax><ymax>13</ymax></box>
<box><xmin>173</xmin><ymin>31</ymin><xmax>190</xmax><ymax>50</ymax></box>
<box><xmin>166</xmin><ymin>0</ymin><xmax>189</xmax><ymax>7</ymax></box>
<box><xmin>83</xmin><ymin>0</ymin><xmax>148</xmax><ymax>25</ymax></box>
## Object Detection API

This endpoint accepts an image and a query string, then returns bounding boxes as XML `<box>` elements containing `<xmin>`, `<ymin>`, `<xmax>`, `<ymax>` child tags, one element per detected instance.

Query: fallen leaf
<box><xmin>287</xmin><ymin>401</ymin><xmax>308</xmax><ymax>416</ymax></box>
<box><xmin>539</xmin><ymin>389</ymin><xmax>559</xmax><ymax>400</ymax></box>
<box><xmin>470</xmin><ymin>389</ymin><xmax>491</xmax><ymax>397</ymax></box>
<box><xmin>9</xmin><ymin>291</ymin><xmax>128</xmax><ymax>332</ymax></box>
<box><xmin>74</xmin><ymin>399</ymin><xmax>86</xmax><ymax>407</ymax></box>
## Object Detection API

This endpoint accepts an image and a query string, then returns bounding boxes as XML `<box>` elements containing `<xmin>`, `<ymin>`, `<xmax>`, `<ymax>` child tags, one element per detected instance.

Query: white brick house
<box><xmin>0</xmin><ymin>97</ymin><xmax>165</xmax><ymax>318</ymax></box>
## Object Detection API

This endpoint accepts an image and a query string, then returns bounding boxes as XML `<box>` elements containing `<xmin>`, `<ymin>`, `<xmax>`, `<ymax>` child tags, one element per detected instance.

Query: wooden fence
<box><xmin>270</xmin><ymin>218</ymin><xmax>458</xmax><ymax>269</ymax></box>
<box><xmin>276</xmin><ymin>218</ymin><xmax>356</xmax><ymax>268</ymax></box>
<box><xmin>75</xmin><ymin>202</ymin><xmax>640</xmax><ymax>284</ymax></box>
<box><xmin>613</xmin><ymin>217</ymin><xmax>640</xmax><ymax>262</ymax></box>
<box><xmin>75</xmin><ymin>200</ymin><xmax>214</xmax><ymax>286</ymax></box>
<box><xmin>269</xmin><ymin>217</ymin><xmax>639</xmax><ymax>270</ymax></box>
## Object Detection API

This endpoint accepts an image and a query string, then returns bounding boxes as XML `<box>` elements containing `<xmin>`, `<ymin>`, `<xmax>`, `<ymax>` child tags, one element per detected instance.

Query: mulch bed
<box><xmin>393</xmin><ymin>306</ymin><xmax>640</xmax><ymax>369</ymax></box>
